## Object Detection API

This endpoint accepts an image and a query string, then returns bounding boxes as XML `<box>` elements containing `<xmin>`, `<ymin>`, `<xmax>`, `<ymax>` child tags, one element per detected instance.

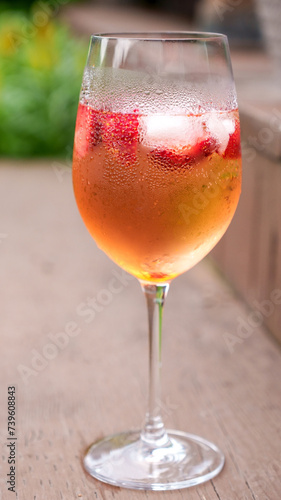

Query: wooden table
<box><xmin>1</xmin><ymin>160</ymin><xmax>281</xmax><ymax>499</ymax></box>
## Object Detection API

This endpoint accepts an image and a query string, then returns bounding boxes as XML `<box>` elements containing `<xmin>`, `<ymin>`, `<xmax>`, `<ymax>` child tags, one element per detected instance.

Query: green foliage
<box><xmin>0</xmin><ymin>0</ymin><xmax>81</xmax><ymax>13</ymax></box>
<box><xmin>0</xmin><ymin>11</ymin><xmax>87</xmax><ymax>157</ymax></box>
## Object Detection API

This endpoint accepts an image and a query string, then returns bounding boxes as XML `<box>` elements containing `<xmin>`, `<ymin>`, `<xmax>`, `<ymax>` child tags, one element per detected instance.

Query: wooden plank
<box><xmin>269</xmin><ymin>158</ymin><xmax>281</xmax><ymax>337</ymax></box>
<box><xmin>0</xmin><ymin>161</ymin><xmax>281</xmax><ymax>499</ymax></box>
<box><xmin>239</xmin><ymin>103</ymin><xmax>281</xmax><ymax>161</ymax></box>
<box><xmin>212</xmin><ymin>117</ymin><xmax>281</xmax><ymax>343</ymax></box>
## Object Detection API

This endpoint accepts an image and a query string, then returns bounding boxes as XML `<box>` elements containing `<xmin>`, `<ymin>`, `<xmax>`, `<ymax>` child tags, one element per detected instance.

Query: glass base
<box><xmin>84</xmin><ymin>429</ymin><xmax>224</xmax><ymax>491</ymax></box>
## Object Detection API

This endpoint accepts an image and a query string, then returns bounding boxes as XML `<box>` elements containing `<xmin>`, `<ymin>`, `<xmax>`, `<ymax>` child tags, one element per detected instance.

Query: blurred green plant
<box><xmin>0</xmin><ymin>10</ymin><xmax>87</xmax><ymax>157</ymax></box>
<box><xmin>0</xmin><ymin>0</ymin><xmax>81</xmax><ymax>13</ymax></box>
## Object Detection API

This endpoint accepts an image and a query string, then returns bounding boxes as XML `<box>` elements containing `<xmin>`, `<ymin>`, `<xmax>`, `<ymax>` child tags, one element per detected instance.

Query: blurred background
<box><xmin>1</xmin><ymin>5</ymin><xmax>280</xmax><ymax>498</ymax></box>
<box><xmin>1</xmin><ymin>0</ymin><xmax>280</xmax><ymax>341</ymax></box>
<box><xmin>0</xmin><ymin>0</ymin><xmax>279</xmax><ymax>159</ymax></box>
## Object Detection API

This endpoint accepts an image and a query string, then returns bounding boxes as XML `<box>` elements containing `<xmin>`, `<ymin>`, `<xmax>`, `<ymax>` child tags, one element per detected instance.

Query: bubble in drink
<box><xmin>73</xmin><ymin>102</ymin><xmax>241</xmax><ymax>282</ymax></box>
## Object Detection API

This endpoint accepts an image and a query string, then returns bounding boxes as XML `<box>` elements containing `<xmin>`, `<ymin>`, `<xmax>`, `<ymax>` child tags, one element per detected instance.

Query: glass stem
<box><xmin>140</xmin><ymin>282</ymin><xmax>170</xmax><ymax>447</ymax></box>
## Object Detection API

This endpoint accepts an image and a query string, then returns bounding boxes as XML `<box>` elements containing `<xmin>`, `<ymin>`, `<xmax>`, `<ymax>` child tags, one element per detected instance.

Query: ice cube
<box><xmin>206</xmin><ymin>113</ymin><xmax>235</xmax><ymax>155</ymax></box>
<box><xmin>223</xmin><ymin>118</ymin><xmax>235</xmax><ymax>135</ymax></box>
<box><xmin>139</xmin><ymin>115</ymin><xmax>205</xmax><ymax>150</ymax></box>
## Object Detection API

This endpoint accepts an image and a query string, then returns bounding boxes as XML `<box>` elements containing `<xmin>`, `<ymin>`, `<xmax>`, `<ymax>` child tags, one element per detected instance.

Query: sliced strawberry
<box><xmin>223</xmin><ymin>120</ymin><xmax>241</xmax><ymax>159</ymax></box>
<box><xmin>74</xmin><ymin>103</ymin><xmax>102</xmax><ymax>158</ymax></box>
<box><xmin>191</xmin><ymin>136</ymin><xmax>218</xmax><ymax>159</ymax></box>
<box><xmin>151</xmin><ymin>136</ymin><xmax>217</xmax><ymax>170</ymax></box>
<box><xmin>102</xmin><ymin>111</ymin><xmax>139</xmax><ymax>163</ymax></box>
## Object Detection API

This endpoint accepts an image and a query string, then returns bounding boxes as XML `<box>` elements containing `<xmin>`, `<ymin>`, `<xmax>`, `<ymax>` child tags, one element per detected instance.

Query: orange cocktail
<box><xmin>73</xmin><ymin>103</ymin><xmax>241</xmax><ymax>282</ymax></box>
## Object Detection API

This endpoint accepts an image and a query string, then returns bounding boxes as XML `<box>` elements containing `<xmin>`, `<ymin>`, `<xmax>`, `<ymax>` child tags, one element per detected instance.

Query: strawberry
<box><xmin>102</xmin><ymin>111</ymin><xmax>139</xmax><ymax>164</ymax></box>
<box><xmin>151</xmin><ymin>136</ymin><xmax>217</xmax><ymax>170</ymax></box>
<box><xmin>223</xmin><ymin>120</ymin><xmax>241</xmax><ymax>159</ymax></box>
<box><xmin>74</xmin><ymin>103</ymin><xmax>102</xmax><ymax>158</ymax></box>
<box><xmin>191</xmin><ymin>136</ymin><xmax>218</xmax><ymax>159</ymax></box>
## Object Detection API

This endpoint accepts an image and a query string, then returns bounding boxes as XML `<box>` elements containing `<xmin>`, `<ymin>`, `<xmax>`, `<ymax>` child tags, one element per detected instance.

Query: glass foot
<box><xmin>84</xmin><ymin>429</ymin><xmax>224</xmax><ymax>490</ymax></box>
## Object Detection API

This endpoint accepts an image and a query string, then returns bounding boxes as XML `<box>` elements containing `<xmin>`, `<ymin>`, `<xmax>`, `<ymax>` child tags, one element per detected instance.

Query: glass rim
<box><xmin>90</xmin><ymin>32</ymin><xmax>228</xmax><ymax>42</ymax></box>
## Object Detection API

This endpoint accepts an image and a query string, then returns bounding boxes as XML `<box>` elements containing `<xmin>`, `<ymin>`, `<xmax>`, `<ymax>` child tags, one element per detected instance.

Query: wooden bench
<box><xmin>1</xmin><ymin>160</ymin><xmax>280</xmax><ymax>499</ymax></box>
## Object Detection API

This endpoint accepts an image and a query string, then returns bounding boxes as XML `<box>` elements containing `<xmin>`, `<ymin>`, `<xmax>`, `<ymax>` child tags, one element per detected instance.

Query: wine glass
<box><xmin>72</xmin><ymin>32</ymin><xmax>241</xmax><ymax>491</ymax></box>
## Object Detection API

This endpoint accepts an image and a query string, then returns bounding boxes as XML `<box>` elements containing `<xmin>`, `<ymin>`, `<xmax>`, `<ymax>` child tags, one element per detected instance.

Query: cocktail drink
<box><xmin>72</xmin><ymin>33</ymin><xmax>241</xmax><ymax>490</ymax></box>
<box><xmin>73</xmin><ymin>106</ymin><xmax>240</xmax><ymax>282</ymax></box>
